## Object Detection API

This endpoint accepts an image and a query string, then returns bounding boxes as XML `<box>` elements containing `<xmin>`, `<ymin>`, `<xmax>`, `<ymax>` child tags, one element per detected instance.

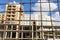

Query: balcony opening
<box><xmin>12</xmin><ymin>32</ymin><xmax>16</xmax><ymax>38</ymax></box>
<box><xmin>6</xmin><ymin>32</ymin><xmax>11</xmax><ymax>38</ymax></box>
<box><xmin>23</xmin><ymin>26</ymin><xmax>32</xmax><ymax>30</ymax></box>
<box><xmin>0</xmin><ymin>25</ymin><xmax>4</xmax><ymax>30</ymax></box>
<box><xmin>19</xmin><ymin>33</ymin><xmax>21</xmax><ymax>38</ymax></box>
<box><xmin>1</xmin><ymin>21</ymin><xmax>4</xmax><ymax>23</ymax></box>
<box><xmin>8</xmin><ymin>25</ymin><xmax>11</xmax><ymax>30</ymax></box>
<box><xmin>19</xmin><ymin>26</ymin><xmax>22</xmax><ymax>30</ymax></box>
<box><xmin>13</xmin><ymin>25</ymin><xmax>16</xmax><ymax>30</ymax></box>
<box><xmin>7</xmin><ymin>15</ymin><xmax>10</xmax><ymax>17</ymax></box>
<box><xmin>8</xmin><ymin>5</ymin><xmax>11</xmax><ymax>7</ymax></box>
<box><xmin>12</xmin><ymin>12</ymin><xmax>15</xmax><ymax>14</ymax></box>
<box><xmin>12</xmin><ymin>15</ymin><xmax>15</xmax><ymax>17</ymax></box>
<box><xmin>11</xmin><ymin>18</ymin><xmax>15</xmax><ymax>20</ymax></box>
<box><xmin>7</xmin><ymin>18</ymin><xmax>10</xmax><ymax>21</ymax></box>
<box><xmin>23</xmin><ymin>32</ymin><xmax>32</xmax><ymax>38</ymax></box>
<box><xmin>0</xmin><ymin>32</ymin><xmax>4</xmax><ymax>38</ymax></box>
<box><xmin>13</xmin><ymin>5</ymin><xmax>16</xmax><ymax>7</ymax></box>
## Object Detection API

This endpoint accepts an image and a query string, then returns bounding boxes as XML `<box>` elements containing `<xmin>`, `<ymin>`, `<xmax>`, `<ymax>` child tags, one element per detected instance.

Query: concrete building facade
<box><xmin>0</xmin><ymin>1</ymin><xmax>60</xmax><ymax>40</ymax></box>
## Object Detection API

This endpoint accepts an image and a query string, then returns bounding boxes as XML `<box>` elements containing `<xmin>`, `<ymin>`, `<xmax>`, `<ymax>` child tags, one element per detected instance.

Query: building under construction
<box><xmin>0</xmin><ymin>0</ymin><xmax>60</xmax><ymax>40</ymax></box>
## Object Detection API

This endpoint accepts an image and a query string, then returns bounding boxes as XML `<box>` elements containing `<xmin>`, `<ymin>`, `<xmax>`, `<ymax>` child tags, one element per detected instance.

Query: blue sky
<box><xmin>0</xmin><ymin>0</ymin><xmax>37</xmax><ymax>13</ymax></box>
<box><xmin>0</xmin><ymin>0</ymin><xmax>60</xmax><ymax>14</ymax></box>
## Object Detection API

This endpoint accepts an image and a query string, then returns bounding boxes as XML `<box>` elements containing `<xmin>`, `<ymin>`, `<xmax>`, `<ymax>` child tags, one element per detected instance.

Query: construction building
<box><xmin>0</xmin><ymin>0</ymin><xmax>60</xmax><ymax>40</ymax></box>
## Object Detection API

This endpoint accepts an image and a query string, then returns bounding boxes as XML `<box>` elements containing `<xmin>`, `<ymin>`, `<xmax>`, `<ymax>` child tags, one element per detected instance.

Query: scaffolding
<box><xmin>0</xmin><ymin>0</ymin><xmax>60</xmax><ymax>40</ymax></box>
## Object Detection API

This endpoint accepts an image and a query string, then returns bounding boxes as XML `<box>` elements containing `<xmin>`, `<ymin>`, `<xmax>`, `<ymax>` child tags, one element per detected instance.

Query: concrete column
<box><xmin>5</xmin><ymin>25</ymin><xmax>8</xmax><ymax>38</ymax></box>
<box><xmin>40</xmin><ymin>27</ymin><xmax>41</xmax><ymax>38</ymax></box>
<box><xmin>16</xmin><ymin>25</ymin><xmax>18</xmax><ymax>38</ymax></box>
<box><xmin>6</xmin><ymin>25</ymin><xmax>8</xmax><ymax>30</ymax></box>
<box><xmin>11</xmin><ymin>32</ymin><xmax>12</xmax><ymax>38</ymax></box>
<box><xmin>32</xmin><ymin>25</ymin><xmax>33</xmax><ymax>40</ymax></box>
<box><xmin>36</xmin><ymin>25</ymin><xmax>37</xmax><ymax>39</ymax></box>
<box><xmin>11</xmin><ymin>25</ymin><xmax>13</xmax><ymax>38</ymax></box>
<box><xmin>53</xmin><ymin>32</ymin><xmax>55</xmax><ymax>40</ymax></box>
<box><xmin>16</xmin><ymin>32</ymin><xmax>18</xmax><ymax>38</ymax></box>
<box><xmin>52</xmin><ymin>27</ymin><xmax>55</xmax><ymax>40</ymax></box>
<box><xmin>21</xmin><ymin>26</ymin><xmax>23</xmax><ymax>38</ymax></box>
<box><xmin>41</xmin><ymin>27</ymin><xmax>44</xmax><ymax>39</ymax></box>
<box><xmin>5</xmin><ymin>32</ymin><xmax>7</xmax><ymax>38</ymax></box>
